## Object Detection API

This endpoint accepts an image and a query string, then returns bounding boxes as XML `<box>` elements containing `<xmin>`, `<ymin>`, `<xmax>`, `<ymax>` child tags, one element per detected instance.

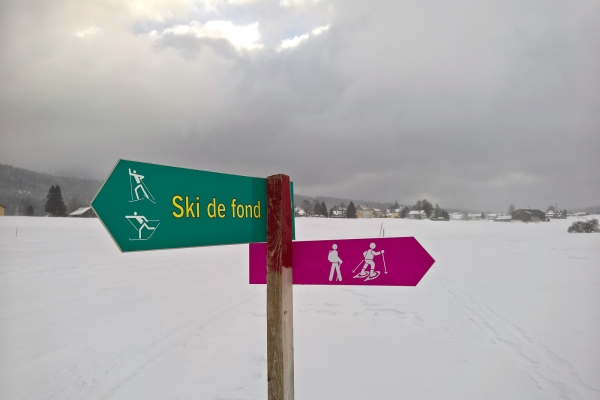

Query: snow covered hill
<box><xmin>1</xmin><ymin>217</ymin><xmax>598</xmax><ymax>399</ymax></box>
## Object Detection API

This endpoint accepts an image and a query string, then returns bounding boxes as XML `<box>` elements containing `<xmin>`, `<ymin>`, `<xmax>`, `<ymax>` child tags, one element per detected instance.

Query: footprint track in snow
<box><xmin>436</xmin><ymin>279</ymin><xmax>599</xmax><ymax>400</ymax></box>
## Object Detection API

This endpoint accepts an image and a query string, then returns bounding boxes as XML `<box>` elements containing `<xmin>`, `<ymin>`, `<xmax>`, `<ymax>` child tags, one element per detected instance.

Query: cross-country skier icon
<box><xmin>129</xmin><ymin>168</ymin><xmax>156</xmax><ymax>204</ymax></box>
<box><xmin>125</xmin><ymin>212</ymin><xmax>160</xmax><ymax>240</ymax></box>
<box><xmin>353</xmin><ymin>243</ymin><xmax>387</xmax><ymax>281</ymax></box>
<box><xmin>328</xmin><ymin>244</ymin><xmax>343</xmax><ymax>282</ymax></box>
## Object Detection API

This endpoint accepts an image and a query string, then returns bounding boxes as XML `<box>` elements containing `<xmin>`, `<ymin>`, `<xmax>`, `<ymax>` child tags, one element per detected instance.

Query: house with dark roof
<box><xmin>329</xmin><ymin>205</ymin><xmax>347</xmax><ymax>218</ymax></box>
<box><xmin>68</xmin><ymin>207</ymin><xmax>96</xmax><ymax>218</ymax></box>
<box><xmin>511</xmin><ymin>209</ymin><xmax>546</xmax><ymax>222</ymax></box>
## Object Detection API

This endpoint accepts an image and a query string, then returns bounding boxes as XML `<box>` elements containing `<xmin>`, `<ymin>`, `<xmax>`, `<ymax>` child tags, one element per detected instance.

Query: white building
<box><xmin>356</xmin><ymin>205</ymin><xmax>374</xmax><ymax>218</ymax></box>
<box><xmin>408</xmin><ymin>210</ymin><xmax>427</xmax><ymax>220</ymax></box>
<box><xmin>385</xmin><ymin>209</ymin><xmax>398</xmax><ymax>218</ymax></box>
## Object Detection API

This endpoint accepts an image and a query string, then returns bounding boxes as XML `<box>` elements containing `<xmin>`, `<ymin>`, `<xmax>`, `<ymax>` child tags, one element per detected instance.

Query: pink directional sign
<box><xmin>250</xmin><ymin>237</ymin><xmax>435</xmax><ymax>286</ymax></box>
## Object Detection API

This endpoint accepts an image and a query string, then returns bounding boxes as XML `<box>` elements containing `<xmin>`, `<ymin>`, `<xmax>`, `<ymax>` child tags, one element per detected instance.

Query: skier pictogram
<box><xmin>129</xmin><ymin>168</ymin><xmax>156</xmax><ymax>203</ymax></box>
<box><xmin>327</xmin><ymin>244</ymin><xmax>343</xmax><ymax>281</ymax></box>
<box><xmin>353</xmin><ymin>243</ymin><xmax>386</xmax><ymax>281</ymax></box>
<box><xmin>125</xmin><ymin>212</ymin><xmax>160</xmax><ymax>240</ymax></box>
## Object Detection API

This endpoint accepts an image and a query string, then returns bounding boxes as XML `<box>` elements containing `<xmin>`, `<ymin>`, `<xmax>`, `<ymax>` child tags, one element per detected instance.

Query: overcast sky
<box><xmin>1</xmin><ymin>0</ymin><xmax>598</xmax><ymax>211</ymax></box>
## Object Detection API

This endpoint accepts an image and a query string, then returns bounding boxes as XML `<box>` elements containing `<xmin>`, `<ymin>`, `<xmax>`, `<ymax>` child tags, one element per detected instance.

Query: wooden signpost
<box><xmin>93</xmin><ymin>160</ymin><xmax>435</xmax><ymax>400</ymax></box>
<box><xmin>266</xmin><ymin>174</ymin><xmax>294</xmax><ymax>400</ymax></box>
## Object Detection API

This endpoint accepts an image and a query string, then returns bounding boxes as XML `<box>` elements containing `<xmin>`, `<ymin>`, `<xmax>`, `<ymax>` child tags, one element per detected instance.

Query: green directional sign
<box><xmin>92</xmin><ymin>159</ymin><xmax>294</xmax><ymax>252</ymax></box>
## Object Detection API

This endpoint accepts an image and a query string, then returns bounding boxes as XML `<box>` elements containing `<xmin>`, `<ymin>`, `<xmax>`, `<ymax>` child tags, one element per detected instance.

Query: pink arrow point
<box><xmin>250</xmin><ymin>237</ymin><xmax>435</xmax><ymax>286</ymax></box>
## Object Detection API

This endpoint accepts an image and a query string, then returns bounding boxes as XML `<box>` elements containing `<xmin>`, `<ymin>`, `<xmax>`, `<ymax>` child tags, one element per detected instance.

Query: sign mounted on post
<box><xmin>93</xmin><ymin>159</ymin><xmax>435</xmax><ymax>400</ymax></box>
<box><xmin>92</xmin><ymin>159</ymin><xmax>294</xmax><ymax>252</ymax></box>
<box><xmin>250</xmin><ymin>237</ymin><xmax>434</xmax><ymax>286</ymax></box>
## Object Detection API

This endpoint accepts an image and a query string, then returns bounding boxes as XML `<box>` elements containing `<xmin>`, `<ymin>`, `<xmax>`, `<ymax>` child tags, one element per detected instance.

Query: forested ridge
<box><xmin>0</xmin><ymin>164</ymin><xmax>102</xmax><ymax>216</ymax></box>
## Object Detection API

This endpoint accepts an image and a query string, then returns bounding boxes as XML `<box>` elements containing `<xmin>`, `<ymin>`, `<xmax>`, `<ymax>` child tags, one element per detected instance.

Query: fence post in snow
<box><xmin>266</xmin><ymin>174</ymin><xmax>294</xmax><ymax>400</ymax></box>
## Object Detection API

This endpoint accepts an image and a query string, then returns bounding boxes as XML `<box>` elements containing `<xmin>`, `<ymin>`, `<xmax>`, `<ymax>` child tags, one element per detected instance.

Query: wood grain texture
<box><xmin>266</xmin><ymin>174</ymin><xmax>294</xmax><ymax>400</ymax></box>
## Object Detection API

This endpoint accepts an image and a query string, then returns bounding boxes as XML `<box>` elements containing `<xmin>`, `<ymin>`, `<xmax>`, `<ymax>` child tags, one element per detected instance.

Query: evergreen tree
<box><xmin>321</xmin><ymin>201</ymin><xmax>328</xmax><ymax>217</ymax></box>
<box><xmin>313</xmin><ymin>200</ymin><xmax>321</xmax><ymax>216</ymax></box>
<box><xmin>481</xmin><ymin>212</ymin><xmax>485</xmax><ymax>219</ymax></box>
<box><xmin>45</xmin><ymin>185</ymin><xmax>56</xmax><ymax>215</ymax></box>
<box><xmin>25</xmin><ymin>204</ymin><xmax>34</xmax><ymax>216</ymax></box>
<box><xmin>508</xmin><ymin>204</ymin><xmax>516</xmax><ymax>214</ymax></box>
<box><xmin>314</xmin><ymin>202</ymin><xmax>321</xmax><ymax>216</ymax></box>
<box><xmin>393</xmin><ymin>200</ymin><xmax>399</xmax><ymax>209</ymax></box>
<box><xmin>54</xmin><ymin>185</ymin><xmax>67</xmax><ymax>216</ymax></box>
<box><xmin>44</xmin><ymin>184</ymin><xmax>67</xmax><ymax>216</ymax></box>
<box><xmin>346</xmin><ymin>201</ymin><xmax>357</xmax><ymax>218</ymax></box>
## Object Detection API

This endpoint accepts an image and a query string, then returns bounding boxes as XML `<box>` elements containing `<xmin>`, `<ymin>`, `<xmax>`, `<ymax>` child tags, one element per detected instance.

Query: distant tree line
<box><xmin>313</xmin><ymin>200</ymin><xmax>328</xmax><ymax>217</ymax></box>
<box><xmin>0</xmin><ymin>164</ymin><xmax>99</xmax><ymax>216</ymax></box>
<box><xmin>412</xmin><ymin>199</ymin><xmax>449</xmax><ymax>220</ymax></box>
<box><xmin>298</xmin><ymin>199</ymin><xmax>336</xmax><ymax>217</ymax></box>
<box><xmin>16</xmin><ymin>185</ymin><xmax>83</xmax><ymax>217</ymax></box>
<box><xmin>296</xmin><ymin>197</ymin><xmax>451</xmax><ymax>220</ymax></box>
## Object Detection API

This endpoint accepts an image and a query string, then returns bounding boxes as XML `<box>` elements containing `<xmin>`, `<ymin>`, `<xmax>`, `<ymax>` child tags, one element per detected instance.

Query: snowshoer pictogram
<box><xmin>353</xmin><ymin>243</ymin><xmax>385</xmax><ymax>281</ymax></box>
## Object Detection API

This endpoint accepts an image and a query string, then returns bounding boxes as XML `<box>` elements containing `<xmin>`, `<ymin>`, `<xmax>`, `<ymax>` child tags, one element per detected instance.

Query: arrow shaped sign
<box><xmin>92</xmin><ymin>159</ymin><xmax>294</xmax><ymax>252</ymax></box>
<box><xmin>250</xmin><ymin>237</ymin><xmax>434</xmax><ymax>286</ymax></box>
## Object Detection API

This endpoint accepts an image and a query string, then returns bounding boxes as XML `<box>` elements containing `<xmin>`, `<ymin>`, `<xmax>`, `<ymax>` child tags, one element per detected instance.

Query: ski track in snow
<box><xmin>101</xmin><ymin>294</ymin><xmax>257</xmax><ymax>400</ymax></box>
<box><xmin>436</xmin><ymin>279</ymin><xmax>600</xmax><ymax>400</ymax></box>
<box><xmin>2</xmin><ymin>217</ymin><xmax>599</xmax><ymax>399</ymax></box>
<box><xmin>14</xmin><ymin>287</ymin><xmax>259</xmax><ymax>400</ymax></box>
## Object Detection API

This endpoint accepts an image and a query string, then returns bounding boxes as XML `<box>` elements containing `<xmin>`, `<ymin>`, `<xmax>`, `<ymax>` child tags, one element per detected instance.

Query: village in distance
<box><xmin>295</xmin><ymin>198</ymin><xmax>592</xmax><ymax>224</ymax></box>
<box><xmin>0</xmin><ymin>164</ymin><xmax>597</xmax><ymax>230</ymax></box>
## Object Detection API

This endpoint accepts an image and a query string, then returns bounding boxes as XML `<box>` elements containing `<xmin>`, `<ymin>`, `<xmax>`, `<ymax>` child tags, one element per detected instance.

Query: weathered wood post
<box><xmin>266</xmin><ymin>174</ymin><xmax>294</xmax><ymax>400</ymax></box>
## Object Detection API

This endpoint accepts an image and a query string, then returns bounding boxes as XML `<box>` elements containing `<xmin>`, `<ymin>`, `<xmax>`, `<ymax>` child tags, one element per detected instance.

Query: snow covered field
<box><xmin>1</xmin><ymin>216</ymin><xmax>599</xmax><ymax>400</ymax></box>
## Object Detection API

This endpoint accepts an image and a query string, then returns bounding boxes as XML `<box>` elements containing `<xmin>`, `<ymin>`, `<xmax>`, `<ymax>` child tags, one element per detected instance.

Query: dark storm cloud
<box><xmin>0</xmin><ymin>0</ymin><xmax>598</xmax><ymax>210</ymax></box>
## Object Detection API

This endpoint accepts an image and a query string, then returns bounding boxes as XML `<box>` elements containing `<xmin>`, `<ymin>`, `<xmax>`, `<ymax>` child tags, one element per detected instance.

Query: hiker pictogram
<box><xmin>353</xmin><ymin>242</ymin><xmax>387</xmax><ymax>281</ymax></box>
<box><xmin>129</xmin><ymin>168</ymin><xmax>156</xmax><ymax>203</ymax></box>
<box><xmin>327</xmin><ymin>244</ymin><xmax>343</xmax><ymax>281</ymax></box>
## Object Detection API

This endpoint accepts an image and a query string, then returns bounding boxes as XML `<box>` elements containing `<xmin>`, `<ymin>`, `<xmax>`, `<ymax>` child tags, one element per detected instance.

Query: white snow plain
<box><xmin>1</xmin><ymin>216</ymin><xmax>599</xmax><ymax>400</ymax></box>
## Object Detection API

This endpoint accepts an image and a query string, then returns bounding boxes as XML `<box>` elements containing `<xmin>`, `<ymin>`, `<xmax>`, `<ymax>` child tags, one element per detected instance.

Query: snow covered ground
<box><xmin>1</xmin><ymin>216</ymin><xmax>599</xmax><ymax>400</ymax></box>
